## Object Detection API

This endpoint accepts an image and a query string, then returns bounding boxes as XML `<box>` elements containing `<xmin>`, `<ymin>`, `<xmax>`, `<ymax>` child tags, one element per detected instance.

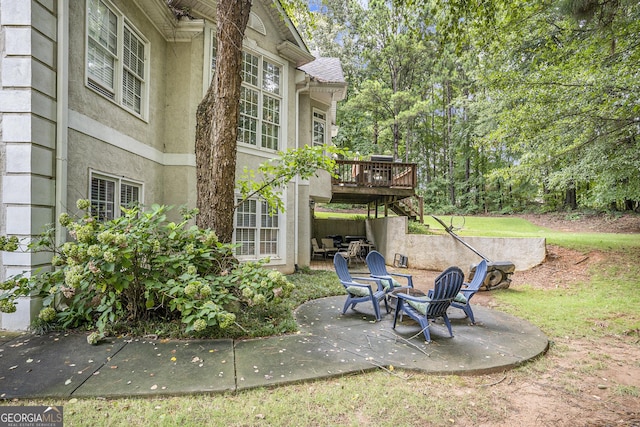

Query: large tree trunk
<box><xmin>195</xmin><ymin>0</ymin><xmax>252</xmax><ymax>243</ymax></box>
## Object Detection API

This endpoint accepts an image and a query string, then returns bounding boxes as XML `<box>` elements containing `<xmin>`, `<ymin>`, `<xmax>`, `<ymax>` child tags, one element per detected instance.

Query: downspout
<box><xmin>294</xmin><ymin>76</ymin><xmax>310</xmax><ymax>268</ymax></box>
<box><xmin>55</xmin><ymin>0</ymin><xmax>69</xmax><ymax>247</ymax></box>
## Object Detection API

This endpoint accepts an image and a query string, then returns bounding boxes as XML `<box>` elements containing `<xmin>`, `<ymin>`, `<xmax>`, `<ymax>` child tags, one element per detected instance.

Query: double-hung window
<box><xmin>208</xmin><ymin>31</ymin><xmax>282</xmax><ymax>151</ymax></box>
<box><xmin>238</xmin><ymin>52</ymin><xmax>282</xmax><ymax>150</ymax></box>
<box><xmin>235</xmin><ymin>199</ymin><xmax>279</xmax><ymax>258</ymax></box>
<box><xmin>313</xmin><ymin>110</ymin><xmax>327</xmax><ymax>146</ymax></box>
<box><xmin>90</xmin><ymin>172</ymin><xmax>142</xmax><ymax>221</ymax></box>
<box><xmin>86</xmin><ymin>0</ymin><xmax>148</xmax><ymax>118</ymax></box>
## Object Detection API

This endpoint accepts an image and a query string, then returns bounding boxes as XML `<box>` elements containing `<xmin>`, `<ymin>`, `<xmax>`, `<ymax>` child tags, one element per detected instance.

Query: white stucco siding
<box><xmin>162</xmin><ymin>165</ymin><xmax>196</xmax><ymax>211</ymax></box>
<box><xmin>0</xmin><ymin>0</ymin><xmax>58</xmax><ymax>329</ymax></box>
<box><xmin>67</xmin><ymin>0</ymin><xmax>168</xmax><ymax>152</ymax></box>
<box><xmin>4</xmin><ymin>26</ymin><xmax>56</xmax><ymax>67</ymax></box>
<box><xmin>66</xmin><ymin>129</ymin><xmax>164</xmax><ymax>214</ymax></box>
<box><xmin>163</xmin><ymin>34</ymin><xmax>203</xmax><ymax>155</ymax></box>
<box><xmin>1</xmin><ymin>113</ymin><xmax>56</xmax><ymax>149</ymax></box>
<box><xmin>245</xmin><ymin>2</ymin><xmax>279</xmax><ymax>54</ymax></box>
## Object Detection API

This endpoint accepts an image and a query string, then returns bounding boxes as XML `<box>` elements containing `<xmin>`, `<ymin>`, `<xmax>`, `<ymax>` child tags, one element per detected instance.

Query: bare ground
<box><xmin>403</xmin><ymin>213</ymin><xmax>640</xmax><ymax>426</ymax></box>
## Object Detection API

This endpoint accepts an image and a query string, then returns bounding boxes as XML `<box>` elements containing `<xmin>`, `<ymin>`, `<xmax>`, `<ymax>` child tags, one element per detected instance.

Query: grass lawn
<box><xmin>423</xmin><ymin>215</ymin><xmax>640</xmax><ymax>251</ymax></box>
<box><xmin>317</xmin><ymin>210</ymin><xmax>640</xmax><ymax>250</ymax></box>
<box><xmin>4</xmin><ymin>215</ymin><xmax>640</xmax><ymax>426</ymax></box>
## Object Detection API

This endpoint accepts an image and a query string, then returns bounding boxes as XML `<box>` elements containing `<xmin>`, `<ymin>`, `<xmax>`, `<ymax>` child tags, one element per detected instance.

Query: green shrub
<box><xmin>407</xmin><ymin>221</ymin><xmax>432</xmax><ymax>235</ymax></box>
<box><xmin>0</xmin><ymin>202</ymin><xmax>294</xmax><ymax>340</ymax></box>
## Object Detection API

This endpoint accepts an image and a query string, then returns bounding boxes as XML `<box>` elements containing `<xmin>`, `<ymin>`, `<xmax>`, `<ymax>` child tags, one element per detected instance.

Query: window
<box><xmin>313</xmin><ymin>110</ymin><xmax>327</xmax><ymax>146</ymax></box>
<box><xmin>235</xmin><ymin>199</ymin><xmax>279</xmax><ymax>258</ymax></box>
<box><xmin>209</xmin><ymin>33</ymin><xmax>282</xmax><ymax>151</ymax></box>
<box><xmin>238</xmin><ymin>53</ymin><xmax>282</xmax><ymax>150</ymax></box>
<box><xmin>90</xmin><ymin>173</ymin><xmax>142</xmax><ymax>221</ymax></box>
<box><xmin>86</xmin><ymin>0</ymin><xmax>148</xmax><ymax>118</ymax></box>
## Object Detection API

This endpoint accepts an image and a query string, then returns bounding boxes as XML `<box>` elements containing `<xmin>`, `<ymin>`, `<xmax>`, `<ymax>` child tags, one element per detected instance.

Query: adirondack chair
<box><xmin>451</xmin><ymin>259</ymin><xmax>488</xmax><ymax>325</ymax></box>
<box><xmin>334</xmin><ymin>253</ymin><xmax>389</xmax><ymax>321</ymax></box>
<box><xmin>311</xmin><ymin>238</ymin><xmax>328</xmax><ymax>259</ymax></box>
<box><xmin>365</xmin><ymin>250</ymin><xmax>414</xmax><ymax>292</ymax></box>
<box><xmin>393</xmin><ymin>266</ymin><xmax>464</xmax><ymax>342</ymax></box>
<box><xmin>337</xmin><ymin>240</ymin><xmax>362</xmax><ymax>265</ymax></box>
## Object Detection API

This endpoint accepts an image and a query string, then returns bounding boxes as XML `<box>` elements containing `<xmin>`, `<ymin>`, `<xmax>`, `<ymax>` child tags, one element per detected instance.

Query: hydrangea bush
<box><xmin>0</xmin><ymin>201</ymin><xmax>294</xmax><ymax>340</ymax></box>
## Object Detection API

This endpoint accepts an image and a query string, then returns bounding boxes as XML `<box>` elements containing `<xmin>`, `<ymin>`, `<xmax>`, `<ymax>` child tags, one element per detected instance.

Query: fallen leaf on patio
<box><xmin>171</xmin><ymin>357</ymin><xmax>177</xmax><ymax>362</ymax></box>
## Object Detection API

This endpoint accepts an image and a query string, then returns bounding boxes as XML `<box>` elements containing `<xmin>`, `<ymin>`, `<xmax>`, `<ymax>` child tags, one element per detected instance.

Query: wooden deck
<box><xmin>330</xmin><ymin>159</ymin><xmax>417</xmax><ymax>205</ymax></box>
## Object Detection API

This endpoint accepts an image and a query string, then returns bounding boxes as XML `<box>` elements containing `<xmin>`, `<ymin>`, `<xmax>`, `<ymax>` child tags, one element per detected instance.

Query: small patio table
<box><xmin>387</xmin><ymin>287</ymin><xmax>426</xmax><ymax>311</ymax></box>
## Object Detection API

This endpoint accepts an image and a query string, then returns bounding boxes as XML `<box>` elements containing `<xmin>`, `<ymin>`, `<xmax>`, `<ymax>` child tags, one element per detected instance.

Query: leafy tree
<box><xmin>193</xmin><ymin>0</ymin><xmax>341</xmax><ymax>243</ymax></box>
<box><xmin>236</xmin><ymin>145</ymin><xmax>344</xmax><ymax>213</ymax></box>
<box><xmin>307</xmin><ymin>0</ymin><xmax>639</xmax><ymax>213</ymax></box>
<box><xmin>446</xmin><ymin>0</ymin><xmax>640</xmax><ymax>211</ymax></box>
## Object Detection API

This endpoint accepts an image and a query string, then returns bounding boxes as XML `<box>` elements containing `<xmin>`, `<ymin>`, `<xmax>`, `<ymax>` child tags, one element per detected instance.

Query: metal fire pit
<box><xmin>432</xmin><ymin>216</ymin><xmax>515</xmax><ymax>291</ymax></box>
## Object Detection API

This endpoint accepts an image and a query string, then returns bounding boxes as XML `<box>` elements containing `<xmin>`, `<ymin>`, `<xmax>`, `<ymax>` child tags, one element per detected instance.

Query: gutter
<box><xmin>55</xmin><ymin>0</ymin><xmax>69</xmax><ymax>246</ymax></box>
<box><xmin>294</xmin><ymin>76</ymin><xmax>310</xmax><ymax>268</ymax></box>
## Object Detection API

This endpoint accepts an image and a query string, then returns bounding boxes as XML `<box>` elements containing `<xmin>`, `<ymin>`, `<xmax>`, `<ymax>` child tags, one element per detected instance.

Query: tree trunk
<box><xmin>445</xmin><ymin>80</ymin><xmax>455</xmax><ymax>206</ymax></box>
<box><xmin>195</xmin><ymin>0</ymin><xmax>252</xmax><ymax>243</ymax></box>
<box><xmin>564</xmin><ymin>185</ymin><xmax>577</xmax><ymax>210</ymax></box>
<box><xmin>393</xmin><ymin>120</ymin><xmax>400</xmax><ymax>160</ymax></box>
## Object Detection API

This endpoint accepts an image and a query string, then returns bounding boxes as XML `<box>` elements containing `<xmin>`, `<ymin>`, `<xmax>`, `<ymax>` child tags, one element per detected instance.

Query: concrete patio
<box><xmin>0</xmin><ymin>295</ymin><xmax>548</xmax><ymax>399</ymax></box>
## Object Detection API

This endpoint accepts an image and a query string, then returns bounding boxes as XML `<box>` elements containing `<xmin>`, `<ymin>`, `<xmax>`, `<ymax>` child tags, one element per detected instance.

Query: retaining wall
<box><xmin>366</xmin><ymin>216</ymin><xmax>546</xmax><ymax>272</ymax></box>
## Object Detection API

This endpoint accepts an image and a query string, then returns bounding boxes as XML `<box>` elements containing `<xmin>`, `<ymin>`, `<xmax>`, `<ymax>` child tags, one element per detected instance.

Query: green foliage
<box><xmin>236</xmin><ymin>144</ymin><xmax>345</xmax><ymax>213</ymax></box>
<box><xmin>311</xmin><ymin>0</ymin><xmax>640</xmax><ymax>214</ymax></box>
<box><xmin>407</xmin><ymin>220</ymin><xmax>432</xmax><ymax>235</ymax></box>
<box><xmin>0</xmin><ymin>202</ymin><xmax>294</xmax><ymax>340</ymax></box>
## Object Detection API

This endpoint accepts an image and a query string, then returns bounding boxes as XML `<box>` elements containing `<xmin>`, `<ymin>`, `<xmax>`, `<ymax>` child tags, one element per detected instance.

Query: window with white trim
<box><xmin>209</xmin><ymin>32</ymin><xmax>282</xmax><ymax>151</ymax></box>
<box><xmin>86</xmin><ymin>0</ymin><xmax>149</xmax><ymax>118</ymax></box>
<box><xmin>90</xmin><ymin>173</ymin><xmax>142</xmax><ymax>221</ymax></box>
<box><xmin>234</xmin><ymin>199</ymin><xmax>279</xmax><ymax>258</ymax></box>
<box><xmin>313</xmin><ymin>110</ymin><xmax>327</xmax><ymax>146</ymax></box>
<box><xmin>239</xmin><ymin>52</ymin><xmax>282</xmax><ymax>150</ymax></box>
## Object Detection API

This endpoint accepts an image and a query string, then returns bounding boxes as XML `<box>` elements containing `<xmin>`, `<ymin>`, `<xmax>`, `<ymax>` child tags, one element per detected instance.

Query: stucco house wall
<box><xmin>0</xmin><ymin>0</ymin><xmax>346</xmax><ymax>329</ymax></box>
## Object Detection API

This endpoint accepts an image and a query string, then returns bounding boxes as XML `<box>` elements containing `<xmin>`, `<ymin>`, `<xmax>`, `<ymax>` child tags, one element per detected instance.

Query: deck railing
<box><xmin>332</xmin><ymin>160</ymin><xmax>417</xmax><ymax>188</ymax></box>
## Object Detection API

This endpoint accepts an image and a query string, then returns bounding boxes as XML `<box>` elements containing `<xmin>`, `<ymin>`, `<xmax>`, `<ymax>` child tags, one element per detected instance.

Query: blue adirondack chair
<box><xmin>393</xmin><ymin>266</ymin><xmax>464</xmax><ymax>342</ymax></box>
<box><xmin>451</xmin><ymin>259</ymin><xmax>488</xmax><ymax>325</ymax></box>
<box><xmin>365</xmin><ymin>250</ymin><xmax>414</xmax><ymax>293</ymax></box>
<box><xmin>334</xmin><ymin>253</ymin><xmax>389</xmax><ymax>321</ymax></box>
